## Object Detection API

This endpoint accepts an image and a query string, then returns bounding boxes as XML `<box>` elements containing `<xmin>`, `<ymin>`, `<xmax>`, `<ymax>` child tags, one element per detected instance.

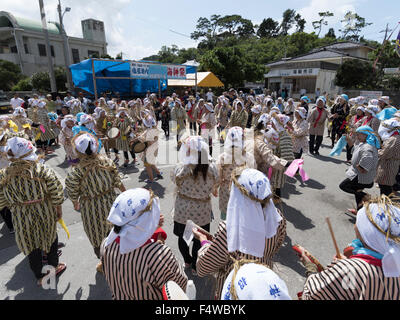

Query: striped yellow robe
<box><xmin>0</xmin><ymin>161</ymin><xmax>64</xmax><ymax>255</ymax></box>
<box><xmin>271</xmin><ymin>130</ymin><xmax>295</xmax><ymax>190</ymax></box>
<box><xmin>196</xmin><ymin>216</ymin><xmax>286</xmax><ymax>300</ymax></box>
<box><xmin>114</xmin><ymin>116</ymin><xmax>135</xmax><ymax>152</ymax></box>
<box><xmin>65</xmin><ymin>155</ymin><xmax>122</xmax><ymax>249</ymax></box>
<box><xmin>36</xmin><ymin>107</ymin><xmax>57</xmax><ymax>142</ymax></box>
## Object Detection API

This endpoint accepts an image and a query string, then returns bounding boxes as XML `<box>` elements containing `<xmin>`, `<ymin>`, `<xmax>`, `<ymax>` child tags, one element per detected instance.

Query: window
<box><xmin>71</xmin><ymin>48</ymin><xmax>80</xmax><ymax>63</ymax></box>
<box><xmin>50</xmin><ymin>45</ymin><xmax>55</xmax><ymax>57</ymax></box>
<box><xmin>24</xmin><ymin>43</ymin><xmax>29</xmax><ymax>54</ymax></box>
<box><xmin>298</xmin><ymin>69</ymin><xmax>302</xmax><ymax>74</ymax></box>
<box><xmin>309</xmin><ymin>69</ymin><xmax>313</xmax><ymax>74</ymax></box>
<box><xmin>293</xmin><ymin>70</ymin><xmax>297</xmax><ymax>74</ymax></box>
<box><xmin>10</xmin><ymin>46</ymin><xmax>17</xmax><ymax>53</ymax></box>
<box><xmin>38</xmin><ymin>43</ymin><xmax>46</xmax><ymax>56</ymax></box>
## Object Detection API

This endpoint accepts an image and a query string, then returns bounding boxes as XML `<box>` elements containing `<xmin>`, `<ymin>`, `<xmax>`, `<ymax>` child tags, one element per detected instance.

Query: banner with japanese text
<box><xmin>130</xmin><ymin>62</ymin><xmax>167</xmax><ymax>79</ymax></box>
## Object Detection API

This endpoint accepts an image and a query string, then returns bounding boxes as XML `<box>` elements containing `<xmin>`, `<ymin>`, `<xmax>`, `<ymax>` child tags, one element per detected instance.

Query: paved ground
<box><xmin>0</xmin><ymin>123</ymin><xmax>382</xmax><ymax>300</ymax></box>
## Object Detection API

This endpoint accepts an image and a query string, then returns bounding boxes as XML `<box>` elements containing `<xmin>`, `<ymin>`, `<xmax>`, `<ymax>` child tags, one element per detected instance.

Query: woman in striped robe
<box><xmin>101</xmin><ymin>188</ymin><xmax>188</xmax><ymax>300</ymax></box>
<box><xmin>216</xmin><ymin>126</ymin><xmax>256</xmax><ymax>220</ymax></box>
<box><xmin>65</xmin><ymin>132</ymin><xmax>126</xmax><ymax>271</ymax></box>
<box><xmin>0</xmin><ymin>137</ymin><xmax>66</xmax><ymax>284</ymax></box>
<box><xmin>270</xmin><ymin>113</ymin><xmax>295</xmax><ymax>203</ymax></box>
<box><xmin>376</xmin><ymin>119</ymin><xmax>400</xmax><ymax>196</ymax></box>
<box><xmin>36</xmin><ymin>100</ymin><xmax>57</xmax><ymax>154</ymax></box>
<box><xmin>299</xmin><ymin>196</ymin><xmax>400</xmax><ymax>300</ymax></box>
<box><xmin>289</xmin><ymin>107</ymin><xmax>308</xmax><ymax>159</ymax></box>
<box><xmin>195</xmin><ymin>168</ymin><xmax>287</xmax><ymax>300</ymax></box>
<box><xmin>113</xmin><ymin>108</ymin><xmax>136</xmax><ymax>167</ymax></box>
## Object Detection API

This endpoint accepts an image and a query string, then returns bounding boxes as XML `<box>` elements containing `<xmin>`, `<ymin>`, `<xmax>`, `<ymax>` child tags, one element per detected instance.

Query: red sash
<box><xmin>350</xmin><ymin>254</ymin><xmax>382</xmax><ymax>267</ymax></box>
<box><xmin>114</xmin><ymin>227</ymin><xmax>167</xmax><ymax>247</ymax></box>
<box><xmin>188</xmin><ymin>103</ymin><xmax>195</xmax><ymax>121</ymax></box>
<box><xmin>362</xmin><ymin>116</ymin><xmax>372</xmax><ymax>126</ymax></box>
<box><xmin>313</xmin><ymin>108</ymin><xmax>323</xmax><ymax>128</ymax></box>
<box><xmin>393</xmin><ymin>132</ymin><xmax>399</xmax><ymax>136</ymax></box>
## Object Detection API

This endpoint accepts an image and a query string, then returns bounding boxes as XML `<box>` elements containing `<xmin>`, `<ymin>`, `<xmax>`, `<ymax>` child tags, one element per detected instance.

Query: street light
<box><xmin>57</xmin><ymin>0</ymin><xmax>73</xmax><ymax>92</ymax></box>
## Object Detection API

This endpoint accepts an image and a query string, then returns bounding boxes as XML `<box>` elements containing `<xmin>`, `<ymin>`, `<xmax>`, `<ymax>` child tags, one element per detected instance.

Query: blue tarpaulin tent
<box><xmin>69</xmin><ymin>59</ymin><xmax>197</xmax><ymax>98</ymax></box>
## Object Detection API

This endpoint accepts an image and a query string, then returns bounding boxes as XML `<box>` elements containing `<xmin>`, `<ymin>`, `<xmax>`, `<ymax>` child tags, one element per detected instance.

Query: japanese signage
<box><xmin>130</xmin><ymin>62</ymin><xmax>167</xmax><ymax>79</ymax></box>
<box><xmin>130</xmin><ymin>62</ymin><xmax>187</xmax><ymax>80</ymax></box>
<box><xmin>166</xmin><ymin>65</ymin><xmax>186</xmax><ymax>79</ymax></box>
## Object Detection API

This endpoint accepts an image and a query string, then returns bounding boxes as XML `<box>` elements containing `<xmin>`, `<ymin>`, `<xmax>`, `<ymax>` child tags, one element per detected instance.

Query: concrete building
<box><xmin>264</xmin><ymin>42</ymin><xmax>375</xmax><ymax>99</ymax></box>
<box><xmin>0</xmin><ymin>11</ymin><xmax>107</xmax><ymax>76</ymax></box>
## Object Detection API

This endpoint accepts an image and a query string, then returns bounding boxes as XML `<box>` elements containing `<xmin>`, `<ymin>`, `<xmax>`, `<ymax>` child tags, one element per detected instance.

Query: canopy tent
<box><xmin>167</xmin><ymin>72</ymin><xmax>224</xmax><ymax>87</ymax></box>
<box><xmin>69</xmin><ymin>58</ymin><xmax>197</xmax><ymax>98</ymax></box>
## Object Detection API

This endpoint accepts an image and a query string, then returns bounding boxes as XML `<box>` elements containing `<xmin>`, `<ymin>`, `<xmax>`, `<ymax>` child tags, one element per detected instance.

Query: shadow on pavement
<box><xmin>274</xmin><ymin>235</ymin><xmax>307</xmax><ymax>277</ymax></box>
<box><xmin>300</xmin><ymin>177</ymin><xmax>326</xmax><ymax>190</ymax></box>
<box><xmin>139</xmin><ymin>171</ymin><xmax>166</xmax><ymax>199</ymax></box>
<box><xmin>87</xmin><ymin>272</ymin><xmax>112</xmax><ymax>300</ymax></box>
<box><xmin>279</xmin><ymin>202</ymin><xmax>315</xmax><ymax>231</ymax></box>
<box><xmin>185</xmin><ymin>271</ymin><xmax>215</xmax><ymax>300</ymax></box>
<box><xmin>5</xmin><ymin>257</ymin><xmax>71</xmax><ymax>300</ymax></box>
<box><xmin>314</xmin><ymin>154</ymin><xmax>346</xmax><ymax>165</ymax></box>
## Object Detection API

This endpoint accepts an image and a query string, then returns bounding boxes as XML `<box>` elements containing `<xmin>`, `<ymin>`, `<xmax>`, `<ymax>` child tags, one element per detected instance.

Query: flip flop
<box><xmin>292</xmin><ymin>245</ymin><xmax>324</xmax><ymax>272</ymax></box>
<box><xmin>347</xmin><ymin>208</ymin><xmax>357</xmax><ymax>215</ymax></box>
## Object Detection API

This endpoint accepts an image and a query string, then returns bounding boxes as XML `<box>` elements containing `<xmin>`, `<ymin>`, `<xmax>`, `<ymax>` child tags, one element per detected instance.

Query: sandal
<box><xmin>55</xmin><ymin>262</ymin><xmax>67</xmax><ymax>277</ymax></box>
<box><xmin>292</xmin><ymin>245</ymin><xmax>324</xmax><ymax>272</ymax></box>
<box><xmin>347</xmin><ymin>208</ymin><xmax>358</xmax><ymax>215</ymax></box>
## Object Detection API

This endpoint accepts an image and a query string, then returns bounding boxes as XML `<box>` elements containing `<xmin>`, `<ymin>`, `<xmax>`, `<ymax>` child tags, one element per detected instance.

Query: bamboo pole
<box><xmin>326</xmin><ymin>217</ymin><xmax>342</xmax><ymax>259</ymax></box>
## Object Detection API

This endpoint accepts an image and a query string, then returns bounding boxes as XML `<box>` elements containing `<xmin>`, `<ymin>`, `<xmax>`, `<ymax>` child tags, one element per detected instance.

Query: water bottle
<box><xmin>186</xmin><ymin>280</ymin><xmax>196</xmax><ymax>300</ymax></box>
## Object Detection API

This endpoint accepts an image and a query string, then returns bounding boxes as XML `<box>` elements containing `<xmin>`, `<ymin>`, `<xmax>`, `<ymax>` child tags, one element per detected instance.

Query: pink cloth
<box><xmin>39</xmin><ymin>124</ymin><xmax>45</xmax><ymax>133</ymax></box>
<box><xmin>268</xmin><ymin>167</ymin><xmax>273</xmax><ymax>180</ymax></box>
<box><xmin>284</xmin><ymin>159</ymin><xmax>309</xmax><ymax>182</ymax></box>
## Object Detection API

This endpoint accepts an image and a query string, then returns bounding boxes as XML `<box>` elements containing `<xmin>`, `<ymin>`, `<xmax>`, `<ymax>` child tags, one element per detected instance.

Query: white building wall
<box><xmin>316</xmin><ymin>70</ymin><xmax>340</xmax><ymax>96</ymax></box>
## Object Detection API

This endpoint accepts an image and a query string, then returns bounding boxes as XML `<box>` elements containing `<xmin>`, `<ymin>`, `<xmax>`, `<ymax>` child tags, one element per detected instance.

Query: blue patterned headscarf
<box><xmin>356</xmin><ymin>125</ymin><xmax>380</xmax><ymax>149</ymax></box>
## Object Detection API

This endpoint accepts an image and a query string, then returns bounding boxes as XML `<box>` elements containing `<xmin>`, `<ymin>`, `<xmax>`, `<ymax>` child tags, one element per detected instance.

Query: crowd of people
<box><xmin>0</xmin><ymin>88</ymin><xmax>400</xmax><ymax>300</ymax></box>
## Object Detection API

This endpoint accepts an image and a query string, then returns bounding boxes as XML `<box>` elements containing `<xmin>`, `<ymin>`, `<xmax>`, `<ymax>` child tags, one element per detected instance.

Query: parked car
<box><xmin>0</xmin><ymin>91</ymin><xmax>11</xmax><ymax>114</ymax></box>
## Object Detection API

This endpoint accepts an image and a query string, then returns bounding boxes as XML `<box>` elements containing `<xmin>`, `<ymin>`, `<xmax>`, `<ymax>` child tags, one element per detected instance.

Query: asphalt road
<box><xmin>0</xmin><ymin>123</ymin><xmax>381</xmax><ymax>300</ymax></box>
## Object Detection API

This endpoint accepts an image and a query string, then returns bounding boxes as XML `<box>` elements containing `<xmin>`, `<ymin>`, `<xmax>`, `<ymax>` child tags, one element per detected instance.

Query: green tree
<box><xmin>325</xmin><ymin>28</ymin><xmax>336</xmax><ymax>38</ymax></box>
<box><xmin>368</xmin><ymin>40</ymin><xmax>400</xmax><ymax>70</ymax></box>
<box><xmin>0</xmin><ymin>59</ymin><xmax>23</xmax><ymax>91</ymax></box>
<box><xmin>335</xmin><ymin>59</ymin><xmax>381</xmax><ymax>89</ymax></box>
<box><xmin>279</xmin><ymin>9</ymin><xmax>296</xmax><ymax>36</ymax></box>
<box><xmin>294</xmin><ymin>13</ymin><xmax>306</xmax><ymax>33</ymax></box>
<box><xmin>31</xmin><ymin>67</ymin><xmax>67</xmax><ymax>92</ymax></box>
<box><xmin>190</xmin><ymin>14</ymin><xmax>221</xmax><ymax>48</ymax></box>
<box><xmin>312</xmin><ymin>12</ymin><xmax>334</xmax><ymax>37</ymax></box>
<box><xmin>257</xmin><ymin>18</ymin><xmax>279</xmax><ymax>38</ymax></box>
<box><xmin>12</xmin><ymin>78</ymin><xmax>33</xmax><ymax>91</ymax></box>
<box><xmin>339</xmin><ymin>11</ymin><xmax>372</xmax><ymax>41</ymax></box>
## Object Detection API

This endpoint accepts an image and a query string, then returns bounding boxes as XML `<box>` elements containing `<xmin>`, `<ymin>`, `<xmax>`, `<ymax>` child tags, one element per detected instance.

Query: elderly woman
<box><xmin>35</xmin><ymin>100</ymin><xmax>57</xmax><ymax>154</ymax></box>
<box><xmin>284</xmin><ymin>98</ymin><xmax>296</xmax><ymax>120</ymax></box>
<box><xmin>340</xmin><ymin>126</ymin><xmax>380</xmax><ymax>214</ymax></box>
<box><xmin>59</xmin><ymin>115</ymin><xmax>76</xmax><ymax>164</ymax></box>
<box><xmin>171</xmin><ymin>136</ymin><xmax>219</xmax><ymax>274</ymax></box>
<box><xmin>308</xmin><ymin>96</ymin><xmax>329</xmax><ymax>156</ymax></box>
<box><xmin>195</xmin><ymin>168</ymin><xmax>287</xmax><ymax>300</ymax></box>
<box><xmin>215</xmin><ymin>96</ymin><xmax>230</xmax><ymax>136</ymax></box>
<box><xmin>227</xmin><ymin>100</ymin><xmax>248</xmax><ymax>129</ymax></box>
<box><xmin>270</xmin><ymin>113</ymin><xmax>295</xmax><ymax>202</ymax></box>
<box><xmin>65</xmin><ymin>132</ymin><xmax>126</xmax><ymax>270</ymax></box>
<box><xmin>289</xmin><ymin>107</ymin><xmax>309</xmax><ymax>159</ymax></box>
<box><xmin>0</xmin><ymin>137</ymin><xmax>66</xmax><ymax>284</ymax></box>
<box><xmin>113</xmin><ymin>107</ymin><xmax>136</xmax><ymax>167</ymax></box>
<box><xmin>376</xmin><ymin>119</ymin><xmax>400</xmax><ymax>196</ymax></box>
<box><xmin>251</xmin><ymin>104</ymin><xmax>262</xmax><ymax>128</ymax></box>
<box><xmin>135</xmin><ymin>114</ymin><xmax>163</xmax><ymax>183</ymax></box>
<box><xmin>299</xmin><ymin>196</ymin><xmax>400</xmax><ymax>300</ymax></box>
<box><xmin>253</xmin><ymin>114</ymin><xmax>288</xmax><ymax>177</ymax></box>
<box><xmin>362</xmin><ymin>104</ymin><xmax>381</xmax><ymax>133</ymax></box>
<box><xmin>346</xmin><ymin>105</ymin><xmax>366</xmax><ymax>163</ymax></box>
<box><xmin>330</xmin><ymin>94</ymin><xmax>349</xmax><ymax>148</ymax></box>
<box><xmin>171</xmin><ymin>99</ymin><xmax>187</xmax><ymax>143</ymax></box>
<box><xmin>199</xmin><ymin>102</ymin><xmax>217</xmax><ymax>155</ymax></box>
<box><xmin>216</xmin><ymin>127</ymin><xmax>256</xmax><ymax>220</ymax></box>
<box><xmin>186</xmin><ymin>96</ymin><xmax>198</xmax><ymax>135</ymax></box>
<box><xmin>101</xmin><ymin>188</ymin><xmax>188</xmax><ymax>300</ymax></box>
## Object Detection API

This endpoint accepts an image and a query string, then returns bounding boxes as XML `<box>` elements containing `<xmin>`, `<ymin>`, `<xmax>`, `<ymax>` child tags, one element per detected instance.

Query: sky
<box><xmin>2</xmin><ymin>0</ymin><xmax>400</xmax><ymax>60</ymax></box>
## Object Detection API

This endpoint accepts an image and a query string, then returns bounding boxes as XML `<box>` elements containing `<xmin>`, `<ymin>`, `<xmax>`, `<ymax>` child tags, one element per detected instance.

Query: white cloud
<box><xmin>298</xmin><ymin>0</ymin><xmax>360</xmax><ymax>35</ymax></box>
<box><xmin>2</xmin><ymin>0</ymin><xmax>158</xmax><ymax>60</ymax></box>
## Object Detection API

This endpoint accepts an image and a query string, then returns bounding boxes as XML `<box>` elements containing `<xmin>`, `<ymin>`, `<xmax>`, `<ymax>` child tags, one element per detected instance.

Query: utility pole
<box><xmin>57</xmin><ymin>0</ymin><xmax>73</xmax><ymax>91</ymax></box>
<box><xmin>38</xmin><ymin>0</ymin><xmax>57</xmax><ymax>93</ymax></box>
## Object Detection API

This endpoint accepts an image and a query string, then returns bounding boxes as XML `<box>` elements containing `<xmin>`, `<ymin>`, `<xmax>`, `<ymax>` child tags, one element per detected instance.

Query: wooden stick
<box><xmin>326</xmin><ymin>217</ymin><xmax>342</xmax><ymax>259</ymax></box>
